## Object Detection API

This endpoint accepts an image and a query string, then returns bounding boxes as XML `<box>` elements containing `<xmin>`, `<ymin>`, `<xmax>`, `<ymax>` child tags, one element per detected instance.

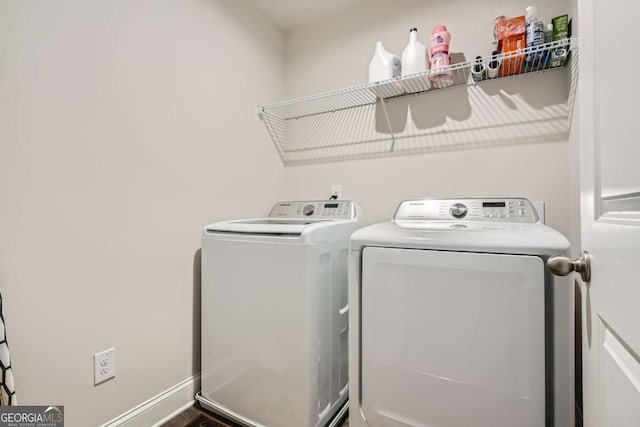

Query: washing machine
<box><xmin>196</xmin><ymin>200</ymin><xmax>362</xmax><ymax>427</ymax></box>
<box><xmin>348</xmin><ymin>198</ymin><xmax>573</xmax><ymax>427</ymax></box>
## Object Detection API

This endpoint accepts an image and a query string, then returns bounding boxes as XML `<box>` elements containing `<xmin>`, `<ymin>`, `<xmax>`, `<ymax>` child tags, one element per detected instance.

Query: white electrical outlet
<box><xmin>331</xmin><ymin>184</ymin><xmax>343</xmax><ymax>199</ymax></box>
<box><xmin>94</xmin><ymin>347</ymin><xmax>115</xmax><ymax>385</ymax></box>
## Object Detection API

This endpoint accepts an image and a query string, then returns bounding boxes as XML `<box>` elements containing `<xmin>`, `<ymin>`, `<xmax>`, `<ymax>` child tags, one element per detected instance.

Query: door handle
<box><xmin>547</xmin><ymin>251</ymin><xmax>591</xmax><ymax>282</ymax></box>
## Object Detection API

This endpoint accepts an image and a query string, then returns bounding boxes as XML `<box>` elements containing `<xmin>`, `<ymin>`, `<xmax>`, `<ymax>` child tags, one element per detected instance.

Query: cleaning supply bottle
<box><xmin>471</xmin><ymin>56</ymin><xmax>486</xmax><ymax>82</ymax></box>
<box><xmin>429</xmin><ymin>25</ymin><xmax>452</xmax><ymax>88</ymax></box>
<box><xmin>487</xmin><ymin>50</ymin><xmax>500</xmax><ymax>78</ymax></box>
<box><xmin>541</xmin><ymin>23</ymin><xmax>553</xmax><ymax>67</ymax></box>
<box><xmin>525</xmin><ymin>6</ymin><xmax>545</xmax><ymax>65</ymax></box>
<box><xmin>402</xmin><ymin>28</ymin><xmax>429</xmax><ymax>77</ymax></box>
<box><xmin>545</xmin><ymin>23</ymin><xmax>553</xmax><ymax>43</ymax></box>
<box><xmin>368</xmin><ymin>42</ymin><xmax>402</xmax><ymax>83</ymax></box>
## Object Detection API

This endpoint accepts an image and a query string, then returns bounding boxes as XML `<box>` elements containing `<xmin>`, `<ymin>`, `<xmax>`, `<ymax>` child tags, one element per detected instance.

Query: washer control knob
<box><xmin>449</xmin><ymin>203</ymin><xmax>468</xmax><ymax>219</ymax></box>
<box><xmin>302</xmin><ymin>204</ymin><xmax>315</xmax><ymax>216</ymax></box>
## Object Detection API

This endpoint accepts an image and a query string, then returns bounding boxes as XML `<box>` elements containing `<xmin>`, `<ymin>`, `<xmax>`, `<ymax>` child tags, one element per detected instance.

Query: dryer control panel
<box><xmin>394</xmin><ymin>198</ymin><xmax>539</xmax><ymax>223</ymax></box>
<box><xmin>268</xmin><ymin>200</ymin><xmax>356</xmax><ymax>220</ymax></box>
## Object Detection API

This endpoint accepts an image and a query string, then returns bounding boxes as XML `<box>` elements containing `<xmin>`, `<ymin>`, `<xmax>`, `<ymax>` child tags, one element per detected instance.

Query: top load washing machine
<box><xmin>348</xmin><ymin>198</ymin><xmax>573</xmax><ymax>427</ymax></box>
<box><xmin>197</xmin><ymin>200</ymin><xmax>362</xmax><ymax>427</ymax></box>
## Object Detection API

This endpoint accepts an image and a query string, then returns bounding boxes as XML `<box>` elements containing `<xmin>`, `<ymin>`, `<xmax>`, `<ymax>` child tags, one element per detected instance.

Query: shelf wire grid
<box><xmin>258</xmin><ymin>38</ymin><xmax>576</xmax><ymax>165</ymax></box>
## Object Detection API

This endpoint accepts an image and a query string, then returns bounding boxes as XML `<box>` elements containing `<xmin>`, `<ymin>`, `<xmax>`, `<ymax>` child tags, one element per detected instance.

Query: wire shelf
<box><xmin>258</xmin><ymin>38</ymin><xmax>577</xmax><ymax>165</ymax></box>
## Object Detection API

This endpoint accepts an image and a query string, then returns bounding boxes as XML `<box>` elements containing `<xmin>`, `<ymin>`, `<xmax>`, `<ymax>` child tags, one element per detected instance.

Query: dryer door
<box><xmin>361</xmin><ymin>248</ymin><xmax>545</xmax><ymax>427</ymax></box>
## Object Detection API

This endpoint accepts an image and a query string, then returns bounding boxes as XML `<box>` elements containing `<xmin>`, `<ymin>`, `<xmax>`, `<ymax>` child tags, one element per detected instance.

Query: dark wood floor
<box><xmin>161</xmin><ymin>401</ymin><xmax>583</xmax><ymax>427</ymax></box>
<box><xmin>160</xmin><ymin>405</ymin><xmax>349</xmax><ymax>427</ymax></box>
<box><xmin>160</xmin><ymin>406</ymin><xmax>235</xmax><ymax>427</ymax></box>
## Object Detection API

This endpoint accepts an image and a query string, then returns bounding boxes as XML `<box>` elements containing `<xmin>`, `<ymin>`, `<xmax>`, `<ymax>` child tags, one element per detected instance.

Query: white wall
<box><xmin>283</xmin><ymin>0</ymin><xmax>573</xmax><ymax>236</ymax></box>
<box><xmin>0</xmin><ymin>1</ymin><xmax>284</xmax><ymax>425</ymax></box>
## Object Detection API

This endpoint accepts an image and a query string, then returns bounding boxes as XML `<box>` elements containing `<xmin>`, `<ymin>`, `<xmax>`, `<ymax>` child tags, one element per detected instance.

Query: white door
<box><xmin>575</xmin><ymin>0</ymin><xmax>640</xmax><ymax>425</ymax></box>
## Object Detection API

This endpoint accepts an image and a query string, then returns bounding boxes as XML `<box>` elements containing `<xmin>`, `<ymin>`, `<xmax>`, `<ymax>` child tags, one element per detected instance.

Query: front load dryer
<box><xmin>348</xmin><ymin>198</ymin><xmax>573</xmax><ymax>427</ymax></box>
<box><xmin>197</xmin><ymin>200</ymin><xmax>362</xmax><ymax>427</ymax></box>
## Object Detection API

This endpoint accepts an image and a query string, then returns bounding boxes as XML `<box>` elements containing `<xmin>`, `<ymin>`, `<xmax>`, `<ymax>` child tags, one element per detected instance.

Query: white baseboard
<box><xmin>101</xmin><ymin>374</ymin><xmax>200</xmax><ymax>427</ymax></box>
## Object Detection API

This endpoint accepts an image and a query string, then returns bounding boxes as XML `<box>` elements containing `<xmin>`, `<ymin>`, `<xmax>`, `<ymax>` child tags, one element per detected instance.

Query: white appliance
<box><xmin>197</xmin><ymin>200</ymin><xmax>362</xmax><ymax>427</ymax></box>
<box><xmin>348</xmin><ymin>198</ymin><xmax>573</xmax><ymax>427</ymax></box>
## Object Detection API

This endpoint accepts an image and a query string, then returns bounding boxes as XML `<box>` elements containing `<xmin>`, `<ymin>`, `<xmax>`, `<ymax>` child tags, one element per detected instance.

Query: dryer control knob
<box><xmin>449</xmin><ymin>203</ymin><xmax>468</xmax><ymax>219</ymax></box>
<box><xmin>303</xmin><ymin>204</ymin><xmax>315</xmax><ymax>216</ymax></box>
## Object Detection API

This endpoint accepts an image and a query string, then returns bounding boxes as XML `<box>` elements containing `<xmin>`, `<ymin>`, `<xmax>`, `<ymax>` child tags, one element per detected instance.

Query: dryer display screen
<box><xmin>324</xmin><ymin>203</ymin><xmax>339</xmax><ymax>208</ymax></box>
<box><xmin>483</xmin><ymin>202</ymin><xmax>506</xmax><ymax>208</ymax></box>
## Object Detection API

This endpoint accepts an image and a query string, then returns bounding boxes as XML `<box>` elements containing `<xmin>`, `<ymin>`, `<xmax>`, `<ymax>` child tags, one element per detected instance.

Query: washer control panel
<box><xmin>268</xmin><ymin>200</ymin><xmax>355</xmax><ymax>219</ymax></box>
<box><xmin>394</xmin><ymin>198</ymin><xmax>539</xmax><ymax>223</ymax></box>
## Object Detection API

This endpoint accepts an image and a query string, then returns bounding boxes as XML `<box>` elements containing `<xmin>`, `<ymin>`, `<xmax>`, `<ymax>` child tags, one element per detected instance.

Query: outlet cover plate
<box><xmin>331</xmin><ymin>184</ymin><xmax>342</xmax><ymax>199</ymax></box>
<box><xmin>94</xmin><ymin>347</ymin><xmax>115</xmax><ymax>385</ymax></box>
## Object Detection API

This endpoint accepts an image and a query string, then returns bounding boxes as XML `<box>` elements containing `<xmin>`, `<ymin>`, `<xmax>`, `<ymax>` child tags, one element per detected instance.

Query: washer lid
<box><xmin>204</xmin><ymin>218</ymin><xmax>329</xmax><ymax>236</ymax></box>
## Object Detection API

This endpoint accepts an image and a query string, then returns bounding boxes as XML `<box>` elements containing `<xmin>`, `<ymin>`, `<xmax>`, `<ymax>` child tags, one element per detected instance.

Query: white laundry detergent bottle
<box><xmin>402</xmin><ymin>28</ymin><xmax>429</xmax><ymax>76</ymax></box>
<box><xmin>368</xmin><ymin>42</ymin><xmax>402</xmax><ymax>83</ymax></box>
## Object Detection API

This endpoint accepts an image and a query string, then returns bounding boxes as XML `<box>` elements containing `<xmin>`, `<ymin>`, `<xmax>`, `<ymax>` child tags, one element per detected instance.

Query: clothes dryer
<box><xmin>349</xmin><ymin>198</ymin><xmax>573</xmax><ymax>427</ymax></box>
